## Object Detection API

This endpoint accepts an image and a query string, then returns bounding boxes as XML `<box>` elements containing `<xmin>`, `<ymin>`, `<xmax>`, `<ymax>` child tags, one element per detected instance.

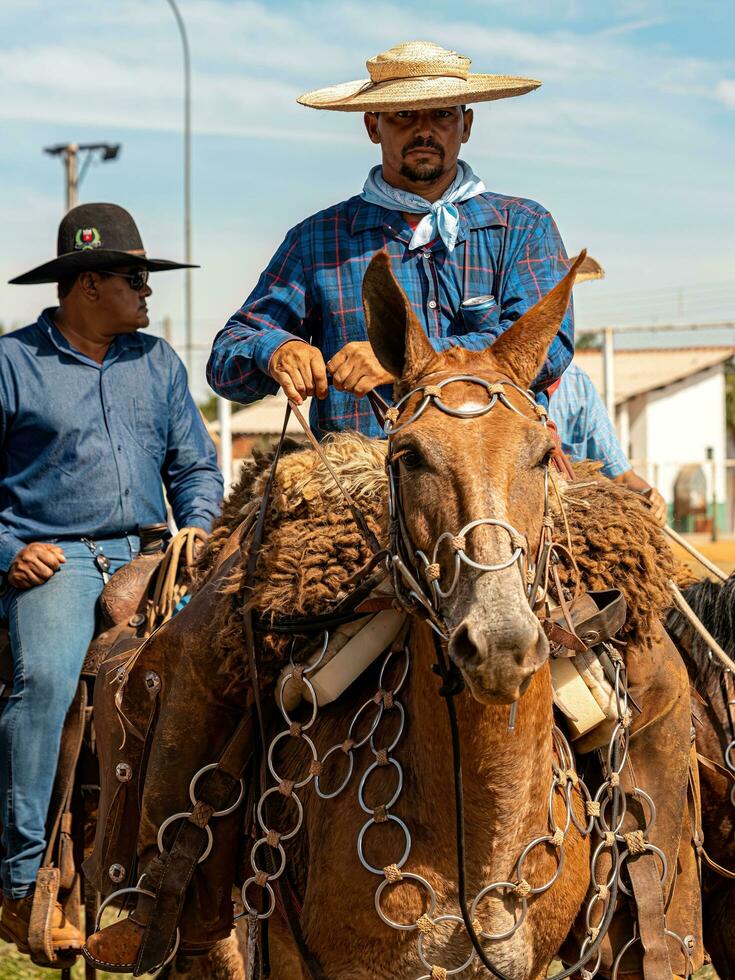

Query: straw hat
<box><xmin>570</xmin><ymin>253</ymin><xmax>605</xmax><ymax>285</ymax></box>
<box><xmin>297</xmin><ymin>41</ymin><xmax>541</xmax><ymax>113</ymax></box>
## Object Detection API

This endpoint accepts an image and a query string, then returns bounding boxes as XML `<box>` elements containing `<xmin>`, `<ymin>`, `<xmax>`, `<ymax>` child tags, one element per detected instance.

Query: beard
<box><xmin>399</xmin><ymin>159</ymin><xmax>445</xmax><ymax>183</ymax></box>
<box><xmin>400</xmin><ymin>138</ymin><xmax>445</xmax><ymax>183</ymax></box>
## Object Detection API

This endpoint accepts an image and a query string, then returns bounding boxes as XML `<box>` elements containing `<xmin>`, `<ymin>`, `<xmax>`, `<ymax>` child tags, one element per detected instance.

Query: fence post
<box><xmin>218</xmin><ymin>396</ymin><xmax>232</xmax><ymax>491</ymax></box>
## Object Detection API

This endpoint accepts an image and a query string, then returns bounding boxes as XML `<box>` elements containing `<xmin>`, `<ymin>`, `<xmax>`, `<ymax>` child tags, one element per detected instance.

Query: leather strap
<box><xmin>627</xmin><ymin>853</ymin><xmax>673</xmax><ymax>978</ymax></box>
<box><xmin>135</xmin><ymin>714</ymin><xmax>256</xmax><ymax>974</ymax></box>
<box><xmin>240</xmin><ymin>409</ymin><xmax>326</xmax><ymax>979</ymax></box>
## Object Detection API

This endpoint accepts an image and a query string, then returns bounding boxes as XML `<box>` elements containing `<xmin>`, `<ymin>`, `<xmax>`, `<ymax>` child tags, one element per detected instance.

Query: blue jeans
<box><xmin>0</xmin><ymin>536</ymin><xmax>139</xmax><ymax>898</ymax></box>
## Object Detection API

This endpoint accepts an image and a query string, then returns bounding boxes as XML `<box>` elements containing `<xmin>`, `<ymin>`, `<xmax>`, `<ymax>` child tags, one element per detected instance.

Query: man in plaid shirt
<box><xmin>208</xmin><ymin>42</ymin><xmax>573</xmax><ymax>435</ymax></box>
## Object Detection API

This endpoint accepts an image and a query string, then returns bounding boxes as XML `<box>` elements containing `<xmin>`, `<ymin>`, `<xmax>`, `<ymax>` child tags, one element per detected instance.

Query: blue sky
<box><xmin>1</xmin><ymin>0</ymin><xmax>734</xmax><ymax>394</ymax></box>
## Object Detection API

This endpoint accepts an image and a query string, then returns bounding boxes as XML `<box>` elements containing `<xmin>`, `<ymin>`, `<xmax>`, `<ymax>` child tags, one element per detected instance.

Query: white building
<box><xmin>576</xmin><ymin>347</ymin><xmax>733</xmax><ymax>531</ymax></box>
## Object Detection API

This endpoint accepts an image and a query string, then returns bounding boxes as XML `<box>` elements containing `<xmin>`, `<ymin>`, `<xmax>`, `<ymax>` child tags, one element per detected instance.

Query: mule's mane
<box><xmin>198</xmin><ymin>434</ymin><xmax>674</xmax><ymax>683</ymax></box>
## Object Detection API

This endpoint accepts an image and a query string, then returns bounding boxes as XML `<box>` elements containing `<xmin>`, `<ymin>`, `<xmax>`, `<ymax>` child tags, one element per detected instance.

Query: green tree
<box><xmin>198</xmin><ymin>394</ymin><xmax>218</xmax><ymax>422</ymax></box>
<box><xmin>725</xmin><ymin>359</ymin><xmax>735</xmax><ymax>437</ymax></box>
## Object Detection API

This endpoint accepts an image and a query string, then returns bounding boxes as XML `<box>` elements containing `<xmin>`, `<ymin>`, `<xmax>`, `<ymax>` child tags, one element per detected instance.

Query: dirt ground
<box><xmin>672</xmin><ymin>532</ymin><xmax>735</xmax><ymax>578</ymax></box>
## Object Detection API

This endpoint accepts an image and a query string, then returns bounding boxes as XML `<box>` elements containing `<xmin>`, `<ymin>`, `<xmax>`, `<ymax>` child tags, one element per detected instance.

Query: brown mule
<box><xmin>85</xmin><ymin>253</ymin><xmax>702</xmax><ymax>978</ymax></box>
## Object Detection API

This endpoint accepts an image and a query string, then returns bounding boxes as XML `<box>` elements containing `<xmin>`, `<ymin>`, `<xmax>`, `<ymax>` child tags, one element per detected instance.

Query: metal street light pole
<box><xmin>44</xmin><ymin>142</ymin><xmax>121</xmax><ymax>212</ymax></box>
<box><xmin>163</xmin><ymin>0</ymin><xmax>193</xmax><ymax>376</ymax></box>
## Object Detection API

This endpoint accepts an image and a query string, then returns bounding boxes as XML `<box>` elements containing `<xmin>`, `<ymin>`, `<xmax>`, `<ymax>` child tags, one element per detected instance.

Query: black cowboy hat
<box><xmin>9</xmin><ymin>202</ymin><xmax>198</xmax><ymax>285</ymax></box>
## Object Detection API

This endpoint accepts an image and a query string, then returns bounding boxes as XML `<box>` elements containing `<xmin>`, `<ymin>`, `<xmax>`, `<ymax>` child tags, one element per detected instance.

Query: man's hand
<box><xmin>643</xmin><ymin>487</ymin><xmax>668</xmax><ymax>527</ymax></box>
<box><xmin>8</xmin><ymin>543</ymin><xmax>66</xmax><ymax>590</ymax></box>
<box><xmin>327</xmin><ymin>342</ymin><xmax>394</xmax><ymax>397</ymax></box>
<box><xmin>269</xmin><ymin>340</ymin><xmax>328</xmax><ymax>405</ymax></box>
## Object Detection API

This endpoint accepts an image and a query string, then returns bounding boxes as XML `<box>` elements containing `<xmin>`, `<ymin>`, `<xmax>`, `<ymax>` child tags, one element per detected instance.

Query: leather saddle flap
<box><xmin>545</xmin><ymin>588</ymin><xmax>627</xmax><ymax>655</ymax></box>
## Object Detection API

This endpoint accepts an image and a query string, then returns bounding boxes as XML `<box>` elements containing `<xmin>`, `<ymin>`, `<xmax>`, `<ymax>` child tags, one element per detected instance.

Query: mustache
<box><xmin>402</xmin><ymin>138</ymin><xmax>444</xmax><ymax>157</ymax></box>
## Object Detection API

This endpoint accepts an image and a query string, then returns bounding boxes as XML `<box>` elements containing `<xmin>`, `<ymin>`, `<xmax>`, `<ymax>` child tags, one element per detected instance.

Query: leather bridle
<box><xmin>378</xmin><ymin>374</ymin><xmax>554</xmax><ymax>638</ymax></box>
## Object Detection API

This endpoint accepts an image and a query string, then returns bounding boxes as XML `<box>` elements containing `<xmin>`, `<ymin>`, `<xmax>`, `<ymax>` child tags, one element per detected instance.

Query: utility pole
<box><xmin>163</xmin><ymin>0</ymin><xmax>193</xmax><ymax>375</ymax></box>
<box><xmin>44</xmin><ymin>142</ymin><xmax>121</xmax><ymax>212</ymax></box>
<box><xmin>602</xmin><ymin>327</ymin><xmax>615</xmax><ymax>421</ymax></box>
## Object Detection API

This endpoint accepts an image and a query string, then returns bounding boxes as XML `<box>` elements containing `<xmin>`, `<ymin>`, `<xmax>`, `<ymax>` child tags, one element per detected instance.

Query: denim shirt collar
<box><xmin>38</xmin><ymin>308</ymin><xmax>144</xmax><ymax>368</ymax></box>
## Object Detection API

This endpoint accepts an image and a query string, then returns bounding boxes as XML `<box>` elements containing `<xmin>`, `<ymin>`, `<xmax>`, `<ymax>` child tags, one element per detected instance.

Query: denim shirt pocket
<box><xmin>460</xmin><ymin>295</ymin><xmax>499</xmax><ymax>334</ymax></box>
<box><xmin>129</xmin><ymin>398</ymin><xmax>167</xmax><ymax>459</ymax></box>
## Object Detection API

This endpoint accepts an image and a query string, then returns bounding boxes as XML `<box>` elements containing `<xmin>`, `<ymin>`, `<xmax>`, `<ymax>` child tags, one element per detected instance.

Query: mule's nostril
<box><xmin>449</xmin><ymin>622</ymin><xmax>483</xmax><ymax>666</ymax></box>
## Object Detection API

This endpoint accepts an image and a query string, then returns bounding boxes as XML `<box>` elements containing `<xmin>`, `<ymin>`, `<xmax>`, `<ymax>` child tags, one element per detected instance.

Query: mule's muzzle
<box><xmin>448</xmin><ymin>618</ymin><xmax>549</xmax><ymax>705</ymax></box>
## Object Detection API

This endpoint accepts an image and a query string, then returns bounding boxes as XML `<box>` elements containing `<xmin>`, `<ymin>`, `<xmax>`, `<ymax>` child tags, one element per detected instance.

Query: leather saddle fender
<box><xmin>82</xmin><ymin>631</ymin><xmax>168</xmax><ymax>896</ymax></box>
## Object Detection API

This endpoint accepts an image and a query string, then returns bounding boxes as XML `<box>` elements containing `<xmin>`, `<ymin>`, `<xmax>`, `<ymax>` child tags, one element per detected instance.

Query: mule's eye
<box><xmin>397</xmin><ymin>448</ymin><xmax>424</xmax><ymax>471</ymax></box>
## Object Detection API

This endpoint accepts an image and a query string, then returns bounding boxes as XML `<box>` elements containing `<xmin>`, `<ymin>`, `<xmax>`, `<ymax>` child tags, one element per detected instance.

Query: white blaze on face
<box><xmin>458</xmin><ymin>399</ymin><xmax>488</xmax><ymax>413</ymax></box>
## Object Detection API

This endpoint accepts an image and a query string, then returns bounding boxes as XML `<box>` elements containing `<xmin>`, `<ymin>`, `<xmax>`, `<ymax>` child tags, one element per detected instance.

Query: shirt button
<box><xmin>124</xmin><ymin>489</ymin><xmax>130</xmax><ymax>496</ymax></box>
<box><xmin>428</xmin><ymin>300</ymin><xmax>437</xmax><ymax>310</ymax></box>
<box><xmin>117</xmin><ymin>445</ymin><xmax>122</xmax><ymax>452</ymax></box>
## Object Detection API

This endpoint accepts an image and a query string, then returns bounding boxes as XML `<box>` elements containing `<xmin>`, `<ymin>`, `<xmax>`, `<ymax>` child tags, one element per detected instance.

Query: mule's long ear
<box><xmin>363</xmin><ymin>251</ymin><xmax>435</xmax><ymax>383</ymax></box>
<box><xmin>489</xmin><ymin>250</ymin><xmax>586</xmax><ymax>388</ymax></box>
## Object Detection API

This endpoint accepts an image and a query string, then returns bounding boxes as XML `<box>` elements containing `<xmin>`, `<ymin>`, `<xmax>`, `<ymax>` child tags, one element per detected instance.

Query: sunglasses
<box><xmin>102</xmin><ymin>268</ymin><xmax>150</xmax><ymax>291</ymax></box>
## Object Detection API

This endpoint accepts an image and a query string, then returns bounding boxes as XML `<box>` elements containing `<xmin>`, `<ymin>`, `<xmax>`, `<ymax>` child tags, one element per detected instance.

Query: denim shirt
<box><xmin>0</xmin><ymin>311</ymin><xmax>223</xmax><ymax>571</ymax></box>
<box><xmin>208</xmin><ymin>191</ymin><xmax>574</xmax><ymax>438</ymax></box>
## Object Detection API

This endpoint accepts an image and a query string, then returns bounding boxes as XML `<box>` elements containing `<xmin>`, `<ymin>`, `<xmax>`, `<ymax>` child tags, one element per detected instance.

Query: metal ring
<box><xmin>470</xmin><ymin>881</ymin><xmax>528</xmax><ymax>941</ymax></box>
<box><xmin>378</xmin><ymin>646</ymin><xmax>410</xmax><ymax>696</ymax></box>
<box><xmin>416</xmin><ymin>913</ymin><xmax>476</xmax><ymax>975</ymax></box>
<box><xmin>384</xmin><ymin>395</ymin><xmax>431</xmax><ymax>435</ymax></box>
<box><xmin>241</xmin><ymin>877</ymin><xmax>276</xmax><ymax>920</ymax></box>
<box><xmin>314</xmin><ymin>742</ymin><xmax>355</xmax><ymax>799</ymax></box>
<box><xmin>594</xmin><ymin>782</ymin><xmax>628</xmax><ymax>835</ymax></box>
<box><xmin>348</xmin><ymin>698</ymin><xmax>384</xmax><ymax>748</ymax></box>
<box><xmin>188</xmin><ymin>763</ymin><xmax>245</xmax><ymax>818</ymax></box>
<box><xmin>589</xmin><ymin>840</ymin><xmax>621</xmax><ymax>892</ymax></box>
<box><xmin>611</xmin><ymin>933</ymin><xmax>640</xmax><ymax>980</ymax></box>
<box><xmin>548</xmin><ymin>777</ymin><xmax>572</xmax><ymax>836</ymax></box>
<box><xmin>515</xmin><ymin>835</ymin><xmax>565</xmax><ymax>895</ymax></box>
<box><xmin>289</xmin><ymin>631</ymin><xmax>329</xmax><ymax>675</ymax></box>
<box><xmin>157</xmin><ymin>813</ymin><xmax>213</xmax><ymax>863</ymax></box>
<box><xmin>267</xmin><ymin>730</ymin><xmax>319</xmax><ymax>789</ymax></box>
<box><xmin>374</xmin><ymin>873</ymin><xmax>437</xmax><ymax>931</ymax></box>
<box><xmin>94</xmin><ymin>885</ymin><xmax>155</xmax><ymax>933</ymax></box>
<box><xmin>256</xmin><ymin>786</ymin><xmax>304</xmax><ymax>842</ymax></box>
<box><xmin>250</xmin><ymin>838</ymin><xmax>287</xmax><ymax>881</ymax></box>
<box><xmin>357</xmin><ymin>814</ymin><xmax>411</xmax><ymax>876</ymax></box>
<box><xmin>358</xmin><ymin>758</ymin><xmax>403</xmax><ymax>815</ymax></box>
<box><xmin>665</xmin><ymin>929</ymin><xmax>693</xmax><ymax>977</ymax></box>
<box><xmin>606</xmin><ymin>724</ymin><xmax>630</xmax><ymax>775</ymax></box>
<box><xmin>569</xmin><ymin>775</ymin><xmax>595</xmax><ymax>836</ymax></box>
<box><xmin>277</xmin><ymin>675</ymin><xmax>319</xmax><ymax>731</ymax></box>
<box><xmin>369</xmin><ymin>701</ymin><xmax>406</xmax><ymax>755</ymax></box>
<box><xmin>617</xmin><ymin>843</ymin><xmax>668</xmax><ymax>897</ymax></box>
<box><xmin>725</xmin><ymin>739</ymin><xmax>735</xmax><ymax>772</ymax></box>
<box><xmin>623</xmin><ymin>787</ymin><xmax>657</xmax><ymax>839</ymax></box>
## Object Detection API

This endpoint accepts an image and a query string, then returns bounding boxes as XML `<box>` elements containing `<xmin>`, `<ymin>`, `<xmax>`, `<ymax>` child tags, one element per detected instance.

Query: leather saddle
<box><xmin>0</xmin><ymin>528</ymin><xmax>171</xmax><ymax>967</ymax></box>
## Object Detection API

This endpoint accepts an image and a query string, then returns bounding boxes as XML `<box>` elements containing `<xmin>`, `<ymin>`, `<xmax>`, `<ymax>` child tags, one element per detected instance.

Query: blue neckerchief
<box><xmin>360</xmin><ymin>159</ymin><xmax>486</xmax><ymax>252</ymax></box>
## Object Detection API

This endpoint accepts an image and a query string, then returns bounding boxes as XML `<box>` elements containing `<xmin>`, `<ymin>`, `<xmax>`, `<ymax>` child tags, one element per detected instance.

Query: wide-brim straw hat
<box><xmin>297</xmin><ymin>41</ymin><xmax>541</xmax><ymax>113</ymax></box>
<box><xmin>570</xmin><ymin>253</ymin><xmax>605</xmax><ymax>285</ymax></box>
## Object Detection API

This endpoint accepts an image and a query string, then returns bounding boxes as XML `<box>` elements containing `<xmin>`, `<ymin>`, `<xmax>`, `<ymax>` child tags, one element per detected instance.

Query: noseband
<box><xmin>380</xmin><ymin>374</ymin><xmax>554</xmax><ymax>637</ymax></box>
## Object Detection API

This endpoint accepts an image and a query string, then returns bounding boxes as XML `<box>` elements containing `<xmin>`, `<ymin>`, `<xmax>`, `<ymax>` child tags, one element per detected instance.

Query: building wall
<box><xmin>626</xmin><ymin>364</ymin><xmax>727</xmax><ymax>529</ymax></box>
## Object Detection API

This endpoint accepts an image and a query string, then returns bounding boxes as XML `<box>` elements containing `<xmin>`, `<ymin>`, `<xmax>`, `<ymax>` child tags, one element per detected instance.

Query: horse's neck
<box><xmin>404</xmin><ymin>620</ymin><xmax>554</xmax><ymax>868</ymax></box>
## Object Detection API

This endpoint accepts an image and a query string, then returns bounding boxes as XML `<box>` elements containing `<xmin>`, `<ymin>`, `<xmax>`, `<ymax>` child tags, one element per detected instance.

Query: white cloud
<box><xmin>714</xmin><ymin>78</ymin><xmax>735</xmax><ymax>108</ymax></box>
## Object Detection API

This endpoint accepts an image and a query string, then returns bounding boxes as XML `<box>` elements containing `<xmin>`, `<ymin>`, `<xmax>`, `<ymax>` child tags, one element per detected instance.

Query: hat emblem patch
<box><xmin>75</xmin><ymin>227</ymin><xmax>102</xmax><ymax>250</ymax></box>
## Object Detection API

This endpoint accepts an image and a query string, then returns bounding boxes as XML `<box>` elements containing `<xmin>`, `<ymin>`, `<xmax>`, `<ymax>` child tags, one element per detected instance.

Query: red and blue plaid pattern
<box><xmin>207</xmin><ymin>191</ymin><xmax>574</xmax><ymax>438</ymax></box>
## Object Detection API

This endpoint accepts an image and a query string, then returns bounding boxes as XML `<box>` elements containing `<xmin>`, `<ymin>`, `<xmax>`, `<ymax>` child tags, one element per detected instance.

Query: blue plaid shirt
<box><xmin>549</xmin><ymin>362</ymin><xmax>630</xmax><ymax>478</ymax></box>
<box><xmin>208</xmin><ymin>189</ymin><xmax>574</xmax><ymax>438</ymax></box>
